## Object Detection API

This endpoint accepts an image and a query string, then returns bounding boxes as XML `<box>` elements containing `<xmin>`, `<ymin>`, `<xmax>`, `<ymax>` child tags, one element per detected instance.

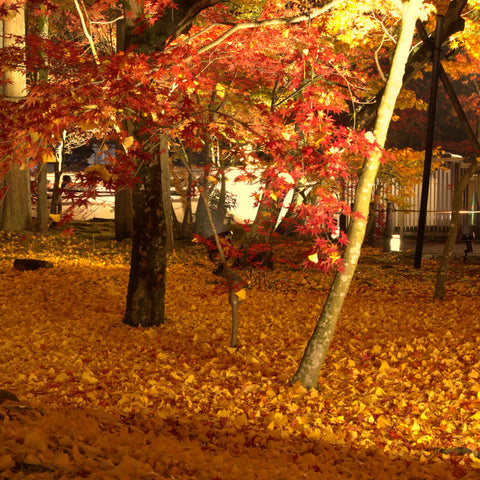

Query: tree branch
<box><xmin>73</xmin><ymin>0</ymin><xmax>100</xmax><ymax>65</ymax></box>
<box><xmin>167</xmin><ymin>0</ymin><xmax>346</xmax><ymax>55</ymax></box>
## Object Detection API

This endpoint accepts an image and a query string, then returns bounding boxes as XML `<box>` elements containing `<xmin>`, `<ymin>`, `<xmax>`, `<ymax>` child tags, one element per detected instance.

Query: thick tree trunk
<box><xmin>0</xmin><ymin>1</ymin><xmax>31</xmax><ymax>232</ymax></box>
<box><xmin>120</xmin><ymin>0</ymin><xmax>217</xmax><ymax>327</ymax></box>
<box><xmin>434</xmin><ymin>158</ymin><xmax>478</xmax><ymax>299</ymax></box>
<box><xmin>123</xmin><ymin>155</ymin><xmax>167</xmax><ymax>327</ymax></box>
<box><xmin>293</xmin><ymin>0</ymin><xmax>423</xmax><ymax>389</ymax></box>
<box><xmin>115</xmin><ymin>189</ymin><xmax>133</xmax><ymax>240</ymax></box>
<box><xmin>0</xmin><ymin>164</ymin><xmax>32</xmax><ymax>231</ymax></box>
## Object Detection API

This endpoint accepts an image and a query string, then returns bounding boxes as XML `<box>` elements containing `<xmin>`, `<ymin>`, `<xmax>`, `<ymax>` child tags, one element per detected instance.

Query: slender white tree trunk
<box><xmin>293</xmin><ymin>0</ymin><xmax>425</xmax><ymax>389</ymax></box>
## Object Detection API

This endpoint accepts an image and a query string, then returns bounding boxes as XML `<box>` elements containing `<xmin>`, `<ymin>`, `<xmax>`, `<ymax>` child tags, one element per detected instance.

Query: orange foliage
<box><xmin>0</xmin><ymin>228</ymin><xmax>479</xmax><ymax>478</ymax></box>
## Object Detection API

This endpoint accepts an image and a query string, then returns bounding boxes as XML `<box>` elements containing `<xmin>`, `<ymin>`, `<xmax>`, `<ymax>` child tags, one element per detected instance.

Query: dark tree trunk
<box><xmin>49</xmin><ymin>160</ymin><xmax>62</xmax><ymax>215</ymax></box>
<box><xmin>115</xmin><ymin>188</ymin><xmax>133</xmax><ymax>240</ymax></box>
<box><xmin>383</xmin><ymin>202</ymin><xmax>395</xmax><ymax>252</ymax></box>
<box><xmin>123</xmin><ymin>155</ymin><xmax>167</xmax><ymax>327</ymax></box>
<box><xmin>36</xmin><ymin>163</ymin><xmax>48</xmax><ymax>232</ymax></box>
<box><xmin>120</xmin><ymin>0</ymin><xmax>219</xmax><ymax>328</ymax></box>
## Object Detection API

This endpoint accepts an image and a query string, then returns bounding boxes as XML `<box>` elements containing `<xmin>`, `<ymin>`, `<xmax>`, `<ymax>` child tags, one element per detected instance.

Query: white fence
<box><xmin>385</xmin><ymin>160</ymin><xmax>480</xmax><ymax>237</ymax></box>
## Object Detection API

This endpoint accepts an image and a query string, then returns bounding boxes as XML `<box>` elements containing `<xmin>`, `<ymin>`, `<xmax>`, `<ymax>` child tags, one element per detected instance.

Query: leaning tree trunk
<box><xmin>293</xmin><ymin>0</ymin><xmax>424</xmax><ymax>389</ymax></box>
<box><xmin>123</xmin><ymin>154</ymin><xmax>167</xmax><ymax>327</ymax></box>
<box><xmin>0</xmin><ymin>1</ymin><xmax>32</xmax><ymax>232</ymax></box>
<box><xmin>434</xmin><ymin>158</ymin><xmax>478</xmax><ymax>299</ymax></box>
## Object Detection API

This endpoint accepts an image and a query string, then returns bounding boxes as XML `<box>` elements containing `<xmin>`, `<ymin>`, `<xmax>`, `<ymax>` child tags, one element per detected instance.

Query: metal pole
<box><xmin>414</xmin><ymin>14</ymin><xmax>444</xmax><ymax>269</ymax></box>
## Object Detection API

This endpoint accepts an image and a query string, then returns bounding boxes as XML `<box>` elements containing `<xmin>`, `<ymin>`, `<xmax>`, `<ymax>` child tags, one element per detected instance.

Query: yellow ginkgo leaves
<box><xmin>1</xmin><ymin>230</ymin><xmax>480</xmax><ymax>479</ymax></box>
<box><xmin>122</xmin><ymin>135</ymin><xmax>134</xmax><ymax>152</ymax></box>
<box><xmin>84</xmin><ymin>164</ymin><xmax>117</xmax><ymax>183</ymax></box>
<box><xmin>215</xmin><ymin>83</ymin><xmax>226</xmax><ymax>99</ymax></box>
<box><xmin>235</xmin><ymin>288</ymin><xmax>247</xmax><ymax>301</ymax></box>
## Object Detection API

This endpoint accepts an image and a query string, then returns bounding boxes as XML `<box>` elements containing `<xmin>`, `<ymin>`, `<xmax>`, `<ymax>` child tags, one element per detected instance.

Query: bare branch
<box><xmin>166</xmin><ymin>0</ymin><xmax>346</xmax><ymax>55</ymax></box>
<box><xmin>91</xmin><ymin>16</ymin><xmax>124</xmax><ymax>25</ymax></box>
<box><xmin>73</xmin><ymin>0</ymin><xmax>100</xmax><ymax>65</ymax></box>
<box><xmin>375</xmin><ymin>34</ymin><xmax>387</xmax><ymax>82</ymax></box>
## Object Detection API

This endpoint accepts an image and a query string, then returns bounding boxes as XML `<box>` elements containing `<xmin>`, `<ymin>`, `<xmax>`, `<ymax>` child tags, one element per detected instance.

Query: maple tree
<box><xmin>1</xmin><ymin>0</ymin><xmax>480</xmax><ymax>393</ymax></box>
<box><xmin>0</xmin><ymin>0</ymin><xmax>376</xmax><ymax>329</ymax></box>
<box><xmin>0</xmin><ymin>228</ymin><xmax>480</xmax><ymax>478</ymax></box>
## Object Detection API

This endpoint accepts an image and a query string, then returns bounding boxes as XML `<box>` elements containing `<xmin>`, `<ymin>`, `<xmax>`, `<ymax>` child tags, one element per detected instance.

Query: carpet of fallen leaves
<box><xmin>1</xmin><ymin>223</ymin><xmax>480</xmax><ymax>479</ymax></box>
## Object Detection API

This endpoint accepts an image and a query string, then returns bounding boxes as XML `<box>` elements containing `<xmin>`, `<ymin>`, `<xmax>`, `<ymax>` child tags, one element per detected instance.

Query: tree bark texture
<box><xmin>0</xmin><ymin>164</ymin><xmax>32</xmax><ymax>231</ymax></box>
<box><xmin>115</xmin><ymin>188</ymin><xmax>133</xmax><ymax>240</ymax></box>
<box><xmin>293</xmin><ymin>0</ymin><xmax>424</xmax><ymax>389</ymax></box>
<box><xmin>0</xmin><ymin>2</ymin><xmax>31</xmax><ymax>232</ymax></box>
<box><xmin>123</xmin><ymin>156</ymin><xmax>167</xmax><ymax>327</ymax></box>
<box><xmin>121</xmin><ymin>0</ymin><xmax>218</xmax><ymax>326</ymax></box>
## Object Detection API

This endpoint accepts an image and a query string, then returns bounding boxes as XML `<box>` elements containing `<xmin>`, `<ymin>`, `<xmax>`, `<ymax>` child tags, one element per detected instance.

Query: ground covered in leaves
<box><xmin>1</xmin><ymin>221</ymin><xmax>480</xmax><ymax>479</ymax></box>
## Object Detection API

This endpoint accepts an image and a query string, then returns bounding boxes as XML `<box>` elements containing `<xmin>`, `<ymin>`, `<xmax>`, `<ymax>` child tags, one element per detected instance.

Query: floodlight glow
<box><xmin>390</xmin><ymin>234</ymin><xmax>401</xmax><ymax>252</ymax></box>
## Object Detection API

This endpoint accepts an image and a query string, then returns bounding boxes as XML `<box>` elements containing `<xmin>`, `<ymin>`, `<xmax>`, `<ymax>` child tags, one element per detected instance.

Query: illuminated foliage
<box><xmin>0</xmin><ymin>231</ymin><xmax>479</xmax><ymax>478</ymax></box>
